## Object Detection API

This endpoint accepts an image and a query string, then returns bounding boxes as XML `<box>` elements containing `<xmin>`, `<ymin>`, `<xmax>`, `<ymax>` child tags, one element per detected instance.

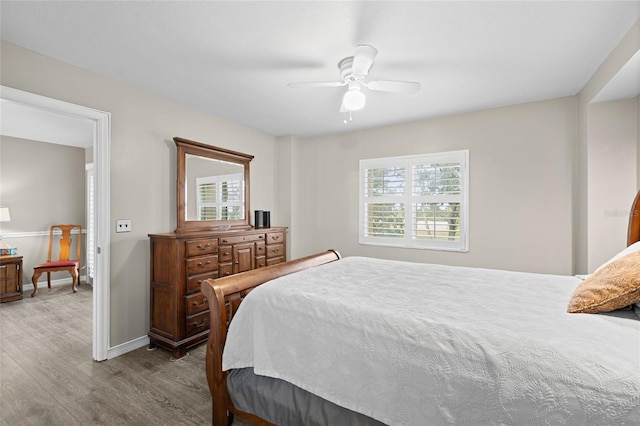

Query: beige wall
<box><xmin>285</xmin><ymin>97</ymin><xmax>577</xmax><ymax>275</ymax></box>
<box><xmin>1</xmin><ymin>41</ymin><xmax>278</xmax><ymax>347</ymax></box>
<box><xmin>0</xmin><ymin>136</ymin><xmax>87</xmax><ymax>282</ymax></box>
<box><xmin>1</xmin><ymin>19</ymin><xmax>637</xmax><ymax>351</ymax></box>
<box><xmin>587</xmin><ymin>97</ymin><xmax>639</xmax><ymax>272</ymax></box>
<box><xmin>578</xmin><ymin>20</ymin><xmax>640</xmax><ymax>274</ymax></box>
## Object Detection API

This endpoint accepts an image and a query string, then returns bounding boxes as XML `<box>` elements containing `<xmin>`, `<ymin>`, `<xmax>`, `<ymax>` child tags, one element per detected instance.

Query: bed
<box><xmin>201</xmin><ymin>190</ymin><xmax>640</xmax><ymax>426</ymax></box>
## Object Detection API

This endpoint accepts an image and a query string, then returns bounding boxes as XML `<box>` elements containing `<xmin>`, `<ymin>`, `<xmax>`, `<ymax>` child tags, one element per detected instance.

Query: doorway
<box><xmin>0</xmin><ymin>86</ymin><xmax>110</xmax><ymax>361</ymax></box>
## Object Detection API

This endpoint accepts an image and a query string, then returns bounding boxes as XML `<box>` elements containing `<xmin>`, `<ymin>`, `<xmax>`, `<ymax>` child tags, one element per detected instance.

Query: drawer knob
<box><xmin>197</xmin><ymin>243</ymin><xmax>211</xmax><ymax>249</ymax></box>
<box><xmin>222</xmin><ymin>239</ymin><xmax>228</xmax><ymax>244</ymax></box>
<box><xmin>192</xmin><ymin>298</ymin><xmax>208</xmax><ymax>307</ymax></box>
<box><xmin>192</xmin><ymin>319</ymin><xmax>206</xmax><ymax>327</ymax></box>
<box><xmin>197</xmin><ymin>261</ymin><xmax>211</xmax><ymax>268</ymax></box>
<box><xmin>271</xmin><ymin>235</ymin><xmax>280</xmax><ymax>241</ymax></box>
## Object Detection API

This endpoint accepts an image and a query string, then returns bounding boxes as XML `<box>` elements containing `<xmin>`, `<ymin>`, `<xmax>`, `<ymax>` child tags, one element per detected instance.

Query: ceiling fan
<box><xmin>287</xmin><ymin>45</ymin><xmax>421</xmax><ymax>113</ymax></box>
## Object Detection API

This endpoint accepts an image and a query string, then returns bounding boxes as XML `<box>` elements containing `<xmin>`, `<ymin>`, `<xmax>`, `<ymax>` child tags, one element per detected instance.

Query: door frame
<box><xmin>1</xmin><ymin>85</ymin><xmax>111</xmax><ymax>361</ymax></box>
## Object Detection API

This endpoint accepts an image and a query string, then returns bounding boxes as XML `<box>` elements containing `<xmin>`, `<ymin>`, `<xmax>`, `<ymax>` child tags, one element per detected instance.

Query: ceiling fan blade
<box><xmin>287</xmin><ymin>81</ymin><xmax>346</xmax><ymax>88</ymax></box>
<box><xmin>364</xmin><ymin>80</ymin><xmax>421</xmax><ymax>94</ymax></box>
<box><xmin>352</xmin><ymin>45</ymin><xmax>378</xmax><ymax>76</ymax></box>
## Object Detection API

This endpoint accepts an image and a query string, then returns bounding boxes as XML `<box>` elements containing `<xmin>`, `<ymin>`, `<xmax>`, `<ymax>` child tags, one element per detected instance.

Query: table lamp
<box><xmin>0</xmin><ymin>207</ymin><xmax>17</xmax><ymax>255</ymax></box>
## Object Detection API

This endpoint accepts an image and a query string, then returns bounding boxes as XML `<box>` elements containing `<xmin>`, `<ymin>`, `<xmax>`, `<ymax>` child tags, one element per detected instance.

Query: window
<box><xmin>196</xmin><ymin>173</ymin><xmax>243</xmax><ymax>220</ymax></box>
<box><xmin>359</xmin><ymin>150</ymin><xmax>468</xmax><ymax>251</ymax></box>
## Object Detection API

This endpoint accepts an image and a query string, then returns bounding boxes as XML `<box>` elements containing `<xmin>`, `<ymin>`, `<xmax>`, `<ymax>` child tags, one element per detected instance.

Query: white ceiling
<box><xmin>1</xmin><ymin>1</ymin><xmax>639</xmax><ymax>139</ymax></box>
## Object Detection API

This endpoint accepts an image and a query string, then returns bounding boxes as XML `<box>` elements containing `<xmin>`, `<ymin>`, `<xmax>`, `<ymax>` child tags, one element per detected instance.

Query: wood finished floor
<box><xmin>0</xmin><ymin>284</ymin><xmax>213</xmax><ymax>425</ymax></box>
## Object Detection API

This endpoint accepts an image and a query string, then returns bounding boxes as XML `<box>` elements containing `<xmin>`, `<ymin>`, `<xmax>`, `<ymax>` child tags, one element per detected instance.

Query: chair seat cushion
<box><xmin>34</xmin><ymin>260</ymin><xmax>79</xmax><ymax>269</ymax></box>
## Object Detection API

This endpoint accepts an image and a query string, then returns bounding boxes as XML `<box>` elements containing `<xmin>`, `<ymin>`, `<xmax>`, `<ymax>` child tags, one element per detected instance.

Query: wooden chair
<box><xmin>31</xmin><ymin>224</ymin><xmax>82</xmax><ymax>297</ymax></box>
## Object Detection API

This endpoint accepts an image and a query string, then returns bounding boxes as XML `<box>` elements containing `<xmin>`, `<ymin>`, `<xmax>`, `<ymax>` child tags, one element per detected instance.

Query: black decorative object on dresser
<box><xmin>148</xmin><ymin>137</ymin><xmax>286</xmax><ymax>359</ymax></box>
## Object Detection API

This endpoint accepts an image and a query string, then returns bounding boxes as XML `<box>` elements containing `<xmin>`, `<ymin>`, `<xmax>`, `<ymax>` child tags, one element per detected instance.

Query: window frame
<box><xmin>359</xmin><ymin>150</ymin><xmax>469</xmax><ymax>252</ymax></box>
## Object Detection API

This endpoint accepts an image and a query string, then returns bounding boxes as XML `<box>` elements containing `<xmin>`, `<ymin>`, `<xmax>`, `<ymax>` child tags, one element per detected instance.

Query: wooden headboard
<box><xmin>200</xmin><ymin>249</ymin><xmax>341</xmax><ymax>426</ymax></box>
<box><xmin>628</xmin><ymin>190</ymin><xmax>640</xmax><ymax>246</ymax></box>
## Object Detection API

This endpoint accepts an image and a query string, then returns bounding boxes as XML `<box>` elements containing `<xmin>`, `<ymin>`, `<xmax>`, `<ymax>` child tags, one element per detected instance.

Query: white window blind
<box><xmin>359</xmin><ymin>150</ymin><xmax>469</xmax><ymax>251</ymax></box>
<box><xmin>85</xmin><ymin>163</ymin><xmax>95</xmax><ymax>283</ymax></box>
<box><xmin>196</xmin><ymin>173</ymin><xmax>244</xmax><ymax>220</ymax></box>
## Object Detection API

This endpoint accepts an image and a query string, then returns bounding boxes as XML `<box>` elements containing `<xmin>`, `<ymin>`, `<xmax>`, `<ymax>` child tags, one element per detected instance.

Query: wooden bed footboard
<box><xmin>201</xmin><ymin>249</ymin><xmax>342</xmax><ymax>426</ymax></box>
<box><xmin>628</xmin><ymin>189</ymin><xmax>640</xmax><ymax>246</ymax></box>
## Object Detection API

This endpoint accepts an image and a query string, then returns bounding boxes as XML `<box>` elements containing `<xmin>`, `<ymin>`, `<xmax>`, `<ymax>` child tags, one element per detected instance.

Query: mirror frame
<box><xmin>175</xmin><ymin>137</ymin><xmax>253</xmax><ymax>234</ymax></box>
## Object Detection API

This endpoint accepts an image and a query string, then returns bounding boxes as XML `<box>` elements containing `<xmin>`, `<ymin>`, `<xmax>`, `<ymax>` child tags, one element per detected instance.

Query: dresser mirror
<box><xmin>175</xmin><ymin>137</ymin><xmax>253</xmax><ymax>234</ymax></box>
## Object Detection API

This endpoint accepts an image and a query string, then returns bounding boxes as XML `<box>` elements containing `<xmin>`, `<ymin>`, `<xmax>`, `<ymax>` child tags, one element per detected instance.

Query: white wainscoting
<box><xmin>3</xmin><ymin>229</ymin><xmax>86</xmax><ymax>238</ymax></box>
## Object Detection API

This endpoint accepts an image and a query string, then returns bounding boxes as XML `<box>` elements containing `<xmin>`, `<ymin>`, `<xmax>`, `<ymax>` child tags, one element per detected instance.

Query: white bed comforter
<box><xmin>222</xmin><ymin>257</ymin><xmax>640</xmax><ymax>426</ymax></box>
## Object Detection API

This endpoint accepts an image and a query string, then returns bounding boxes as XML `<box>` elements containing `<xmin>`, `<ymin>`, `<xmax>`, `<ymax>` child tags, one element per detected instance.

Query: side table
<box><xmin>0</xmin><ymin>255</ymin><xmax>23</xmax><ymax>303</ymax></box>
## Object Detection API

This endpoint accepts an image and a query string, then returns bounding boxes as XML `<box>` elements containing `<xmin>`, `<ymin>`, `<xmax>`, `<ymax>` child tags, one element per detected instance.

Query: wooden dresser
<box><xmin>0</xmin><ymin>255</ymin><xmax>23</xmax><ymax>303</ymax></box>
<box><xmin>148</xmin><ymin>227</ymin><xmax>286</xmax><ymax>358</ymax></box>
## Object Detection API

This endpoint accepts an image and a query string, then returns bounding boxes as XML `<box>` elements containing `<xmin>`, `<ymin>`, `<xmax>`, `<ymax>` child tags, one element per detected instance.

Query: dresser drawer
<box><xmin>187</xmin><ymin>271</ymin><xmax>218</xmax><ymax>294</ymax></box>
<box><xmin>186</xmin><ymin>239</ymin><xmax>218</xmax><ymax>257</ymax></box>
<box><xmin>186</xmin><ymin>255</ymin><xmax>218</xmax><ymax>275</ymax></box>
<box><xmin>255</xmin><ymin>256</ymin><xmax>266</xmax><ymax>268</ymax></box>
<box><xmin>266</xmin><ymin>256</ymin><xmax>285</xmax><ymax>266</ymax></box>
<box><xmin>186</xmin><ymin>292</ymin><xmax>209</xmax><ymax>315</ymax></box>
<box><xmin>266</xmin><ymin>244</ymin><xmax>284</xmax><ymax>259</ymax></box>
<box><xmin>266</xmin><ymin>231</ymin><xmax>284</xmax><ymax>245</ymax></box>
<box><xmin>219</xmin><ymin>263</ymin><xmax>233</xmax><ymax>278</ymax></box>
<box><xmin>219</xmin><ymin>246</ymin><xmax>232</xmax><ymax>262</ymax></box>
<box><xmin>186</xmin><ymin>311</ymin><xmax>209</xmax><ymax>336</ymax></box>
<box><xmin>255</xmin><ymin>240</ymin><xmax>265</xmax><ymax>256</ymax></box>
<box><xmin>219</xmin><ymin>233</ymin><xmax>265</xmax><ymax>245</ymax></box>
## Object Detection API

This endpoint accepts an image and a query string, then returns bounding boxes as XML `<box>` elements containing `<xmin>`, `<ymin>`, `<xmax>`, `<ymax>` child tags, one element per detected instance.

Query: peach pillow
<box><xmin>568</xmin><ymin>251</ymin><xmax>640</xmax><ymax>313</ymax></box>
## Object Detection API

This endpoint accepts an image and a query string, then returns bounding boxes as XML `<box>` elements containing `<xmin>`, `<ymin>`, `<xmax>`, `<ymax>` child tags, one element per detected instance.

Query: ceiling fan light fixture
<box><xmin>287</xmin><ymin>44</ymin><xmax>420</xmax><ymax>116</ymax></box>
<box><xmin>342</xmin><ymin>86</ymin><xmax>366</xmax><ymax>111</ymax></box>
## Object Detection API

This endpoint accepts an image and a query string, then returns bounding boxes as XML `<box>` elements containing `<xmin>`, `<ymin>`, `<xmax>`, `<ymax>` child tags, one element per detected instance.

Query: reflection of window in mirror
<box><xmin>196</xmin><ymin>173</ymin><xmax>244</xmax><ymax>220</ymax></box>
<box><xmin>185</xmin><ymin>153</ymin><xmax>245</xmax><ymax>221</ymax></box>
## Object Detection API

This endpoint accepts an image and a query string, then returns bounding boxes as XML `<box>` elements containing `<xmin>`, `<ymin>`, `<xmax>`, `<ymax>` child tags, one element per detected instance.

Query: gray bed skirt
<box><xmin>228</xmin><ymin>368</ymin><xmax>387</xmax><ymax>426</ymax></box>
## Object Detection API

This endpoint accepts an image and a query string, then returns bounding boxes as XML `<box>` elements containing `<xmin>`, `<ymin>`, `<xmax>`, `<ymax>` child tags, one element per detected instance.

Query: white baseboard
<box><xmin>107</xmin><ymin>335</ymin><xmax>150</xmax><ymax>360</ymax></box>
<box><xmin>22</xmin><ymin>275</ymin><xmax>90</xmax><ymax>292</ymax></box>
